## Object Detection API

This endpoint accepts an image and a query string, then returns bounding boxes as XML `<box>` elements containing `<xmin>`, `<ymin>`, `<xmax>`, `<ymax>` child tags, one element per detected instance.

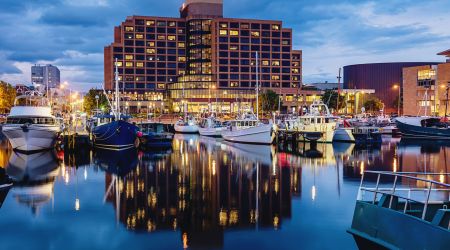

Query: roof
<box><xmin>437</xmin><ymin>49</ymin><xmax>450</xmax><ymax>57</ymax></box>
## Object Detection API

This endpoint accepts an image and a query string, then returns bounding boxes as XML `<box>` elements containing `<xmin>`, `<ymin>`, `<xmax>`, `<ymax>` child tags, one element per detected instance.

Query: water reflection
<box><xmin>6</xmin><ymin>150</ymin><xmax>60</xmax><ymax>215</ymax></box>
<box><xmin>100</xmin><ymin>135</ymin><xmax>301</xmax><ymax>249</ymax></box>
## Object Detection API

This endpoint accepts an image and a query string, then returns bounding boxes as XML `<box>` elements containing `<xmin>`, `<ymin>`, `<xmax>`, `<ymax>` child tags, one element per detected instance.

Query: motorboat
<box><xmin>352</xmin><ymin>126</ymin><xmax>382</xmax><ymax>145</ymax></box>
<box><xmin>333</xmin><ymin>119</ymin><xmax>355</xmax><ymax>142</ymax></box>
<box><xmin>198</xmin><ymin>115</ymin><xmax>226</xmax><ymax>137</ymax></box>
<box><xmin>2</xmin><ymin>91</ymin><xmax>61</xmax><ymax>152</ymax></box>
<box><xmin>348</xmin><ymin>171</ymin><xmax>450</xmax><ymax>249</ymax></box>
<box><xmin>396</xmin><ymin>116</ymin><xmax>450</xmax><ymax>140</ymax></box>
<box><xmin>92</xmin><ymin>59</ymin><xmax>140</xmax><ymax>151</ymax></box>
<box><xmin>137</xmin><ymin>122</ymin><xmax>173</xmax><ymax>149</ymax></box>
<box><xmin>221</xmin><ymin>112</ymin><xmax>275</xmax><ymax>145</ymax></box>
<box><xmin>277</xmin><ymin>101</ymin><xmax>337</xmax><ymax>143</ymax></box>
<box><xmin>174</xmin><ymin>115</ymin><xmax>199</xmax><ymax>134</ymax></box>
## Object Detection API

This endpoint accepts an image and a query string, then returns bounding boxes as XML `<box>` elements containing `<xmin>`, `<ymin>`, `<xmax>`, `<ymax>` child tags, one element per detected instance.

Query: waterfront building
<box><xmin>104</xmin><ymin>0</ymin><xmax>302</xmax><ymax>114</ymax></box>
<box><xmin>402</xmin><ymin>49</ymin><xmax>450</xmax><ymax>116</ymax></box>
<box><xmin>344</xmin><ymin>62</ymin><xmax>437</xmax><ymax>114</ymax></box>
<box><xmin>31</xmin><ymin>64</ymin><xmax>61</xmax><ymax>91</ymax></box>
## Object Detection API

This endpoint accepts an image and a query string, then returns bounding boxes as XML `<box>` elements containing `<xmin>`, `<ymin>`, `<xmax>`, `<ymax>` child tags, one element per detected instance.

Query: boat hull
<box><xmin>92</xmin><ymin>120</ymin><xmax>139</xmax><ymax>151</ymax></box>
<box><xmin>199</xmin><ymin>127</ymin><xmax>225</xmax><ymax>137</ymax></box>
<box><xmin>174</xmin><ymin>124</ymin><xmax>199</xmax><ymax>134</ymax></box>
<box><xmin>222</xmin><ymin>124</ymin><xmax>274</xmax><ymax>145</ymax></box>
<box><xmin>333</xmin><ymin>128</ymin><xmax>355</xmax><ymax>142</ymax></box>
<box><xmin>396</xmin><ymin>119</ymin><xmax>450</xmax><ymax>139</ymax></box>
<box><xmin>2</xmin><ymin>124</ymin><xmax>60</xmax><ymax>152</ymax></box>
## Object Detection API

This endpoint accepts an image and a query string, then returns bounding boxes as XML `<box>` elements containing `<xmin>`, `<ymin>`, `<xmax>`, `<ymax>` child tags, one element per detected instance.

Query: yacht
<box><xmin>396</xmin><ymin>116</ymin><xmax>450</xmax><ymax>139</ymax></box>
<box><xmin>174</xmin><ymin>115</ymin><xmax>199</xmax><ymax>134</ymax></box>
<box><xmin>221</xmin><ymin>112</ymin><xmax>275</xmax><ymax>145</ymax></box>
<box><xmin>198</xmin><ymin>115</ymin><xmax>226</xmax><ymax>137</ymax></box>
<box><xmin>2</xmin><ymin>91</ymin><xmax>61</xmax><ymax>152</ymax></box>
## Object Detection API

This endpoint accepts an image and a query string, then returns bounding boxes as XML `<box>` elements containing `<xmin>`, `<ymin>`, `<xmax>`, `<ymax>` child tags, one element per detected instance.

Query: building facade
<box><xmin>343</xmin><ymin>62</ymin><xmax>437</xmax><ymax>114</ymax></box>
<box><xmin>104</xmin><ymin>0</ymin><xmax>302</xmax><ymax>114</ymax></box>
<box><xmin>402</xmin><ymin>50</ymin><xmax>450</xmax><ymax>116</ymax></box>
<box><xmin>31</xmin><ymin>64</ymin><xmax>61</xmax><ymax>90</ymax></box>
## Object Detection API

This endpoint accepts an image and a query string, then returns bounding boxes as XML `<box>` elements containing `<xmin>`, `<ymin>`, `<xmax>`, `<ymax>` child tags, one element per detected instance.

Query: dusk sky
<box><xmin>0</xmin><ymin>0</ymin><xmax>449</xmax><ymax>91</ymax></box>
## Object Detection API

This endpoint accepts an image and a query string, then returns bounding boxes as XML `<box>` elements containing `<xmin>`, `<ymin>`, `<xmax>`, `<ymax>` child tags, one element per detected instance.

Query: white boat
<box><xmin>198</xmin><ymin>116</ymin><xmax>226</xmax><ymax>137</ymax></box>
<box><xmin>174</xmin><ymin>115</ymin><xmax>199</xmax><ymax>134</ymax></box>
<box><xmin>2</xmin><ymin>91</ymin><xmax>61</xmax><ymax>152</ymax></box>
<box><xmin>334</xmin><ymin>127</ymin><xmax>355</xmax><ymax>142</ymax></box>
<box><xmin>221</xmin><ymin>113</ymin><xmax>275</xmax><ymax>145</ymax></box>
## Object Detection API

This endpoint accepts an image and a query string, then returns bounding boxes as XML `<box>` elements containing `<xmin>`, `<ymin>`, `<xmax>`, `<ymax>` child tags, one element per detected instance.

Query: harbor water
<box><xmin>0</xmin><ymin>135</ymin><xmax>448</xmax><ymax>250</ymax></box>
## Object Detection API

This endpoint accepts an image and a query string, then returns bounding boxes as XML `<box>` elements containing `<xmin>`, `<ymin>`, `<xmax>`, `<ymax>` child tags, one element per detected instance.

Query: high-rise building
<box><xmin>31</xmin><ymin>64</ymin><xmax>61</xmax><ymax>90</ymax></box>
<box><xmin>104</xmin><ymin>0</ymin><xmax>302</xmax><ymax>113</ymax></box>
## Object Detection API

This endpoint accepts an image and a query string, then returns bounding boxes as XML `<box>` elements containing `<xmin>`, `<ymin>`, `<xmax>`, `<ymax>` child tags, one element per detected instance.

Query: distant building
<box><xmin>402</xmin><ymin>50</ymin><xmax>450</xmax><ymax>116</ymax></box>
<box><xmin>306</xmin><ymin>82</ymin><xmax>340</xmax><ymax>90</ymax></box>
<box><xmin>31</xmin><ymin>64</ymin><xmax>60</xmax><ymax>90</ymax></box>
<box><xmin>343</xmin><ymin>62</ymin><xmax>437</xmax><ymax>113</ymax></box>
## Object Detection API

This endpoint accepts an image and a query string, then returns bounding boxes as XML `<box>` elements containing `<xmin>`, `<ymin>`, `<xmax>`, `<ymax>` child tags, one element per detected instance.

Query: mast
<box><xmin>256</xmin><ymin>51</ymin><xmax>259</xmax><ymax>120</ymax></box>
<box><xmin>337</xmin><ymin>68</ymin><xmax>342</xmax><ymax>113</ymax></box>
<box><xmin>114</xmin><ymin>58</ymin><xmax>120</xmax><ymax>120</ymax></box>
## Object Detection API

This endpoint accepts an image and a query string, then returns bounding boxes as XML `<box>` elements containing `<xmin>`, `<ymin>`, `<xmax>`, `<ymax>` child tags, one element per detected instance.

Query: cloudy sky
<box><xmin>0</xmin><ymin>0</ymin><xmax>449</xmax><ymax>91</ymax></box>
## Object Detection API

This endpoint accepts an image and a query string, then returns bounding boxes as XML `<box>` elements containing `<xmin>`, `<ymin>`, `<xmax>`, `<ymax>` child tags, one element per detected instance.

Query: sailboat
<box><xmin>221</xmin><ymin>52</ymin><xmax>276</xmax><ymax>145</ymax></box>
<box><xmin>92</xmin><ymin>59</ymin><xmax>140</xmax><ymax>151</ymax></box>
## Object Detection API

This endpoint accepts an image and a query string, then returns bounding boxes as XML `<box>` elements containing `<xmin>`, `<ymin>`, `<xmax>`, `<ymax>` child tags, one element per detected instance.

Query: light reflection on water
<box><xmin>0</xmin><ymin>136</ymin><xmax>449</xmax><ymax>249</ymax></box>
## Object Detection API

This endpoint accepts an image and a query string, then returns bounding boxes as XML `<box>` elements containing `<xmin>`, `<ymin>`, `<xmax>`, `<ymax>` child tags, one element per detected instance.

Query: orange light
<box><xmin>393</xmin><ymin>84</ymin><xmax>399</xmax><ymax>89</ymax></box>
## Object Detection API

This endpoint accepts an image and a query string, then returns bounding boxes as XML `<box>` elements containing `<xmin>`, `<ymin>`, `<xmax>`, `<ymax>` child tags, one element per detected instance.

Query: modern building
<box><xmin>402</xmin><ymin>50</ymin><xmax>450</xmax><ymax>116</ymax></box>
<box><xmin>31</xmin><ymin>64</ymin><xmax>61</xmax><ymax>90</ymax></box>
<box><xmin>104</xmin><ymin>0</ymin><xmax>302</xmax><ymax>113</ymax></box>
<box><xmin>343</xmin><ymin>62</ymin><xmax>437</xmax><ymax>113</ymax></box>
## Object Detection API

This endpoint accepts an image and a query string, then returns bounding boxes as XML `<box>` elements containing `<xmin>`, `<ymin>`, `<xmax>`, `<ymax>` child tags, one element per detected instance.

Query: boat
<box><xmin>1</xmin><ymin>91</ymin><xmax>61</xmax><ymax>152</ymax></box>
<box><xmin>92</xmin><ymin>59</ymin><xmax>140</xmax><ymax>151</ymax></box>
<box><xmin>333</xmin><ymin>119</ymin><xmax>355</xmax><ymax>142</ymax></box>
<box><xmin>138</xmin><ymin>122</ymin><xmax>173</xmax><ymax>149</ymax></box>
<box><xmin>174</xmin><ymin>115</ymin><xmax>199</xmax><ymax>134</ymax></box>
<box><xmin>348</xmin><ymin>171</ymin><xmax>450</xmax><ymax>249</ymax></box>
<box><xmin>277</xmin><ymin>101</ymin><xmax>337</xmax><ymax>143</ymax></box>
<box><xmin>396</xmin><ymin>116</ymin><xmax>450</xmax><ymax>140</ymax></box>
<box><xmin>198</xmin><ymin>115</ymin><xmax>226</xmax><ymax>137</ymax></box>
<box><xmin>352</xmin><ymin>126</ymin><xmax>382</xmax><ymax>145</ymax></box>
<box><xmin>222</xmin><ymin>112</ymin><xmax>275</xmax><ymax>145</ymax></box>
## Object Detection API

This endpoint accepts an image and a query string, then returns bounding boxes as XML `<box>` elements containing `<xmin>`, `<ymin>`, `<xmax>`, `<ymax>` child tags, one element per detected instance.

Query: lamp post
<box><xmin>95</xmin><ymin>95</ymin><xmax>99</xmax><ymax>110</ymax></box>
<box><xmin>393</xmin><ymin>84</ymin><xmax>400</xmax><ymax>116</ymax></box>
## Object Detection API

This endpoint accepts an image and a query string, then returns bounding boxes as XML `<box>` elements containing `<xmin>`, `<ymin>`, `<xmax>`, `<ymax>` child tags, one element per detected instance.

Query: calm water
<box><xmin>0</xmin><ymin>135</ymin><xmax>449</xmax><ymax>250</ymax></box>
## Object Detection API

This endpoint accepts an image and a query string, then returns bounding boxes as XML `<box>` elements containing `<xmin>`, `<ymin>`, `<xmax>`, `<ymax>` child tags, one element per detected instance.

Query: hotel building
<box><xmin>104</xmin><ymin>0</ymin><xmax>302</xmax><ymax>114</ymax></box>
<box><xmin>402</xmin><ymin>49</ymin><xmax>450</xmax><ymax>116</ymax></box>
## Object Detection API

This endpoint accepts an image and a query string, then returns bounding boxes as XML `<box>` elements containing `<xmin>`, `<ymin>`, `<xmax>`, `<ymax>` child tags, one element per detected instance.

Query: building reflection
<box><xmin>5</xmin><ymin>150</ymin><xmax>60</xmax><ymax>215</ymax></box>
<box><xmin>101</xmin><ymin>135</ymin><xmax>301</xmax><ymax>248</ymax></box>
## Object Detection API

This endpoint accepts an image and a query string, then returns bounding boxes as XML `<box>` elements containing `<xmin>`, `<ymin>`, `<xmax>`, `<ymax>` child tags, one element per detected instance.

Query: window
<box><xmin>125</xmin><ymin>62</ymin><xmax>133</xmax><ymax>67</ymax></box>
<box><xmin>271</xmin><ymin>75</ymin><xmax>280</xmax><ymax>80</ymax></box>
<box><xmin>146</xmin><ymin>20</ymin><xmax>155</xmax><ymax>26</ymax></box>
<box><xmin>282</xmin><ymin>40</ymin><xmax>290</xmax><ymax>45</ymax></box>
<box><xmin>230</xmin><ymin>30</ymin><xmax>239</xmax><ymax>36</ymax></box>
<box><xmin>178</xmin><ymin>42</ymin><xmax>185</xmax><ymax>48</ymax></box>
<box><xmin>135</xmin><ymin>34</ymin><xmax>144</xmax><ymax>39</ymax></box>
<box><xmin>251</xmin><ymin>31</ymin><xmax>260</xmax><ymax>37</ymax></box>
<box><xmin>272</xmin><ymin>24</ymin><xmax>280</xmax><ymax>30</ymax></box>
<box><xmin>157</xmin><ymin>35</ymin><xmax>166</xmax><ymax>40</ymax></box>
<box><xmin>220</xmin><ymin>30</ymin><xmax>228</xmax><ymax>36</ymax></box>
<box><xmin>262</xmin><ymin>60</ymin><xmax>269</xmax><ymax>66</ymax></box>
<box><xmin>157</xmin><ymin>21</ymin><xmax>166</xmax><ymax>27</ymax></box>
<box><xmin>125</xmin><ymin>55</ymin><xmax>134</xmax><ymax>60</ymax></box>
<box><xmin>115</xmin><ymin>61</ymin><xmax>123</xmax><ymax>67</ymax></box>
<box><xmin>230</xmin><ymin>81</ymin><xmax>239</xmax><ymax>87</ymax></box>
<box><xmin>220</xmin><ymin>23</ymin><xmax>228</xmax><ymax>28</ymax></box>
<box><xmin>125</xmin><ymin>26</ymin><xmax>134</xmax><ymax>32</ymax></box>
<box><xmin>136</xmin><ymin>62</ymin><xmax>144</xmax><ymax>67</ymax></box>
<box><xmin>230</xmin><ymin>45</ymin><xmax>238</xmax><ymax>50</ymax></box>
<box><xmin>292</xmin><ymin>68</ymin><xmax>299</xmax><ymax>73</ymax></box>
<box><xmin>272</xmin><ymin>60</ymin><xmax>280</xmax><ymax>66</ymax></box>
<box><xmin>168</xmin><ymin>35</ymin><xmax>176</xmax><ymax>41</ymax></box>
<box><xmin>178</xmin><ymin>56</ymin><xmax>186</xmax><ymax>62</ymax></box>
<box><xmin>168</xmin><ymin>21</ymin><xmax>176</xmax><ymax>27</ymax></box>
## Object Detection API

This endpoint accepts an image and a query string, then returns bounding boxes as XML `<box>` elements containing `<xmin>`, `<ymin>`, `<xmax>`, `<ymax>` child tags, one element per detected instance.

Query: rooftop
<box><xmin>437</xmin><ymin>49</ymin><xmax>450</xmax><ymax>57</ymax></box>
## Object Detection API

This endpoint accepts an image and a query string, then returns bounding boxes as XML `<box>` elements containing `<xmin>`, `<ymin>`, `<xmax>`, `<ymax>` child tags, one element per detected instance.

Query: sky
<box><xmin>0</xmin><ymin>0</ymin><xmax>449</xmax><ymax>91</ymax></box>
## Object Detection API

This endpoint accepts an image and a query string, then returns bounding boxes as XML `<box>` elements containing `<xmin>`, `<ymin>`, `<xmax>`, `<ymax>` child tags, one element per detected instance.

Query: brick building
<box><xmin>104</xmin><ymin>0</ymin><xmax>302</xmax><ymax>114</ymax></box>
<box><xmin>402</xmin><ymin>49</ymin><xmax>450</xmax><ymax>116</ymax></box>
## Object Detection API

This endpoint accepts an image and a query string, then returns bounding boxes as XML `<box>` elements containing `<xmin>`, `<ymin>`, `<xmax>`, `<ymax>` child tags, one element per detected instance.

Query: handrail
<box><xmin>364</xmin><ymin>171</ymin><xmax>450</xmax><ymax>188</ymax></box>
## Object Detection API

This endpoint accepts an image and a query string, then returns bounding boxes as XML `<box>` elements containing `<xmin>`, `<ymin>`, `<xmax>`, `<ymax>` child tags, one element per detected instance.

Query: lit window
<box><xmin>282</xmin><ymin>40</ymin><xmax>289</xmax><ymax>45</ymax></box>
<box><xmin>115</xmin><ymin>61</ymin><xmax>123</xmax><ymax>67</ymax></box>
<box><xmin>136</xmin><ymin>62</ymin><xmax>144</xmax><ymax>67</ymax></box>
<box><xmin>147</xmin><ymin>41</ymin><xmax>155</xmax><ymax>47</ymax></box>
<box><xmin>272</xmin><ymin>75</ymin><xmax>280</xmax><ymax>80</ymax></box>
<box><xmin>157</xmin><ymin>84</ymin><xmax>165</xmax><ymax>89</ymax></box>
<box><xmin>179</xmin><ymin>70</ymin><xmax>185</xmax><ymax>75</ymax></box>
<box><xmin>125</xmin><ymin>55</ymin><xmax>134</xmax><ymax>60</ymax></box>
<box><xmin>292</xmin><ymin>76</ymin><xmax>299</xmax><ymax>81</ymax></box>
<box><xmin>220</xmin><ymin>23</ymin><xmax>228</xmax><ymax>28</ymax></box>
<box><xmin>230</xmin><ymin>30</ymin><xmax>239</xmax><ymax>36</ymax></box>
<box><xmin>272</xmin><ymin>24</ymin><xmax>280</xmax><ymax>30</ymax></box>
<box><xmin>178</xmin><ymin>42</ymin><xmax>185</xmax><ymax>48</ymax></box>
<box><xmin>230</xmin><ymin>81</ymin><xmax>239</xmax><ymax>87</ymax></box>
<box><xmin>293</xmin><ymin>62</ymin><xmax>300</xmax><ymax>67</ymax></box>
<box><xmin>168</xmin><ymin>35</ymin><xmax>176</xmax><ymax>41</ymax></box>
<box><xmin>146</xmin><ymin>48</ymin><xmax>155</xmax><ymax>54</ymax></box>
<box><xmin>125</xmin><ymin>62</ymin><xmax>134</xmax><ymax>67</ymax></box>
<box><xmin>136</xmin><ymin>34</ymin><xmax>144</xmax><ymax>39</ymax></box>
<box><xmin>251</xmin><ymin>31</ymin><xmax>260</xmax><ymax>37</ymax></box>
<box><xmin>118</xmin><ymin>76</ymin><xmax>123</xmax><ymax>81</ymax></box>
<box><xmin>220</xmin><ymin>30</ymin><xmax>228</xmax><ymax>36</ymax></box>
<box><xmin>272</xmin><ymin>61</ymin><xmax>280</xmax><ymax>66</ymax></box>
<box><xmin>125</xmin><ymin>26</ymin><xmax>134</xmax><ymax>32</ymax></box>
<box><xmin>146</xmin><ymin>20</ymin><xmax>155</xmax><ymax>26</ymax></box>
<box><xmin>157</xmin><ymin>35</ymin><xmax>166</xmax><ymax>40</ymax></box>
<box><xmin>168</xmin><ymin>21</ymin><xmax>176</xmax><ymax>27</ymax></box>
<box><xmin>262</xmin><ymin>60</ymin><xmax>269</xmax><ymax>66</ymax></box>
<box><xmin>178</xmin><ymin>57</ymin><xmax>186</xmax><ymax>62</ymax></box>
<box><xmin>292</xmin><ymin>68</ymin><xmax>299</xmax><ymax>73</ymax></box>
<box><xmin>230</xmin><ymin>45</ymin><xmax>238</xmax><ymax>50</ymax></box>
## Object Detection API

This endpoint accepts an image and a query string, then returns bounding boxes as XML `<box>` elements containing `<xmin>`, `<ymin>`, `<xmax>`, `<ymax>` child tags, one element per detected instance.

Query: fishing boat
<box><xmin>396</xmin><ymin>116</ymin><xmax>450</xmax><ymax>140</ymax></box>
<box><xmin>198</xmin><ymin>115</ymin><xmax>226</xmax><ymax>137</ymax></box>
<box><xmin>2</xmin><ymin>91</ymin><xmax>61</xmax><ymax>152</ymax></box>
<box><xmin>348</xmin><ymin>171</ymin><xmax>450</xmax><ymax>249</ymax></box>
<box><xmin>138</xmin><ymin>122</ymin><xmax>173</xmax><ymax>149</ymax></box>
<box><xmin>174</xmin><ymin>115</ymin><xmax>199</xmax><ymax>134</ymax></box>
<box><xmin>352</xmin><ymin>126</ymin><xmax>382</xmax><ymax>145</ymax></box>
<box><xmin>92</xmin><ymin>59</ymin><xmax>140</xmax><ymax>151</ymax></box>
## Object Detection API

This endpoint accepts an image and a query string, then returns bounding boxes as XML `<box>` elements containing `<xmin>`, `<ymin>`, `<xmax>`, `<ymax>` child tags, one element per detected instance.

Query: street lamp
<box><xmin>95</xmin><ymin>95</ymin><xmax>99</xmax><ymax>110</ymax></box>
<box><xmin>393</xmin><ymin>84</ymin><xmax>400</xmax><ymax>115</ymax></box>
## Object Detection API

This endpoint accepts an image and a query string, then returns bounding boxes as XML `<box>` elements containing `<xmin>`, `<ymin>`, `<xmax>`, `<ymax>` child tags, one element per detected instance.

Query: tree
<box><xmin>363</xmin><ymin>96</ymin><xmax>384</xmax><ymax>113</ymax></box>
<box><xmin>0</xmin><ymin>81</ymin><xmax>16</xmax><ymax>113</ymax></box>
<box><xmin>83</xmin><ymin>88</ymin><xmax>110</xmax><ymax>115</ymax></box>
<box><xmin>321</xmin><ymin>89</ymin><xmax>346</xmax><ymax>111</ymax></box>
<box><xmin>257</xmin><ymin>90</ymin><xmax>281</xmax><ymax>114</ymax></box>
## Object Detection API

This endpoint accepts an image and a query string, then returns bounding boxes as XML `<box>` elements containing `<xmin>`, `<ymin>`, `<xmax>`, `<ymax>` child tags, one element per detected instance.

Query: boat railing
<box><xmin>357</xmin><ymin>171</ymin><xmax>450</xmax><ymax>221</ymax></box>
